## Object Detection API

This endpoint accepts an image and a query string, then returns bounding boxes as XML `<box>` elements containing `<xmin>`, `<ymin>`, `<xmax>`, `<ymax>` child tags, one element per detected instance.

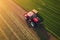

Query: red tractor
<box><xmin>24</xmin><ymin>9</ymin><xmax>43</xmax><ymax>28</ymax></box>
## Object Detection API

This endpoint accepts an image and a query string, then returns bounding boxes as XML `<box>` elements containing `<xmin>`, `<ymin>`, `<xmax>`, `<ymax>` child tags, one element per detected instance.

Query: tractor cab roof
<box><xmin>24</xmin><ymin>9</ymin><xmax>38</xmax><ymax>17</ymax></box>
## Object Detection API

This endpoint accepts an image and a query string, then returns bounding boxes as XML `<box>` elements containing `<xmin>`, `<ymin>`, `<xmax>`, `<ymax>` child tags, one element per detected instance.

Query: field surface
<box><xmin>0</xmin><ymin>0</ymin><xmax>60</xmax><ymax>40</ymax></box>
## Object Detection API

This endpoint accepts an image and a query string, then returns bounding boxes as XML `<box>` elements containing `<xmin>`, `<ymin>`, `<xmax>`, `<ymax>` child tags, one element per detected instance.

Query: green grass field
<box><xmin>14</xmin><ymin>0</ymin><xmax>60</xmax><ymax>39</ymax></box>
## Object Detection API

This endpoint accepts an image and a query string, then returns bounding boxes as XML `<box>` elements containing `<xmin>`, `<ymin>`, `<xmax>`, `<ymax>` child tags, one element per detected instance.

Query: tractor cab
<box><xmin>24</xmin><ymin>9</ymin><xmax>41</xmax><ymax>27</ymax></box>
<box><xmin>24</xmin><ymin>9</ymin><xmax>39</xmax><ymax>23</ymax></box>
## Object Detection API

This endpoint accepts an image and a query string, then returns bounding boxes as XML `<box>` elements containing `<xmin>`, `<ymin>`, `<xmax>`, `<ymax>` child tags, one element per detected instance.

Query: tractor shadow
<box><xmin>33</xmin><ymin>24</ymin><xmax>50</xmax><ymax>40</ymax></box>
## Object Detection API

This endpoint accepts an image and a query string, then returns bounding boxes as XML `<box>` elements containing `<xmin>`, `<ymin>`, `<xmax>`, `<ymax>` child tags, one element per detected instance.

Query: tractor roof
<box><xmin>24</xmin><ymin>9</ymin><xmax>38</xmax><ymax>17</ymax></box>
